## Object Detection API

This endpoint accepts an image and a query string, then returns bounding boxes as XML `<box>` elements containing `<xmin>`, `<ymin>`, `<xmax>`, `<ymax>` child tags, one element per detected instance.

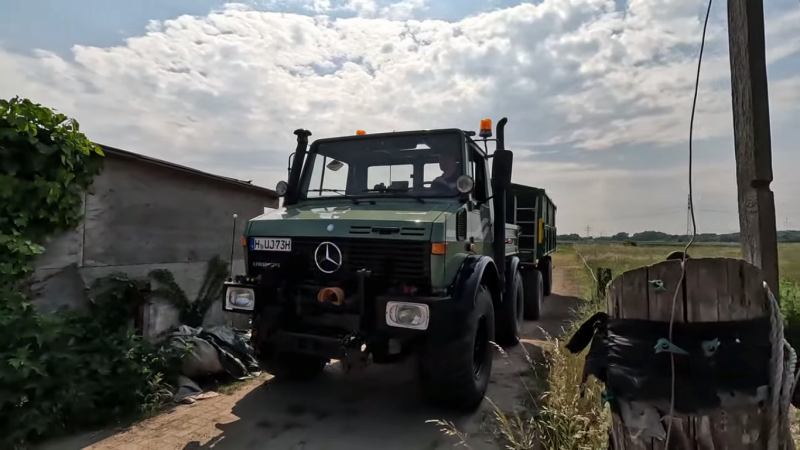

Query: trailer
<box><xmin>506</xmin><ymin>183</ymin><xmax>557</xmax><ymax>296</ymax></box>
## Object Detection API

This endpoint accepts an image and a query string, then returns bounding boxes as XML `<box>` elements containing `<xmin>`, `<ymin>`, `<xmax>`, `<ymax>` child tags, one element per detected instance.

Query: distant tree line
<box><xmin>557</xmin><ymin>230</ymin><xmax>800</xmax><ymax>244</ymax></box>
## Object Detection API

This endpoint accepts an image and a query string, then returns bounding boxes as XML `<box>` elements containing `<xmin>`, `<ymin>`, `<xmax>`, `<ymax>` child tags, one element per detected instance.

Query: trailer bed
<box><xmin>505</xmin><ymin>183</ymin><xmax>557</xmax><ymax>264</ymax></box>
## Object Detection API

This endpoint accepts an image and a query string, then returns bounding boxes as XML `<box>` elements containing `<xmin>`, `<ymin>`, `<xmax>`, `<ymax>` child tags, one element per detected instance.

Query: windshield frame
<box><xmin>297</xmin><ymin>129</ymin><xmax>468</xmax><ymax>202</ymax></box>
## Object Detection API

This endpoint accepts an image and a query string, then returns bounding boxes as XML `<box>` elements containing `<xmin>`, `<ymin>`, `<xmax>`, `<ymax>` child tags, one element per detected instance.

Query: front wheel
<box><xmin>418</xmin><ymin>285</ymin><xmax>495</xmax><ymax>411</ymax></box>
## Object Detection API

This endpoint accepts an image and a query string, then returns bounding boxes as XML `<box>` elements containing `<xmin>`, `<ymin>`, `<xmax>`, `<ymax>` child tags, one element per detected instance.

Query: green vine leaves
<box><xmin>0</xmin><ymin>96</ymin><xmax>104</xmax><ymax>290</ymax></box>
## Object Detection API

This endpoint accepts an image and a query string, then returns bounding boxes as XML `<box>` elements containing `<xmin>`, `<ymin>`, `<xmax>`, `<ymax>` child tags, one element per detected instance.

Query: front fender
<box><xmin>451</xmin><ymin>255</ymin><xmax>500</xmax><ymax>314</ymax></box>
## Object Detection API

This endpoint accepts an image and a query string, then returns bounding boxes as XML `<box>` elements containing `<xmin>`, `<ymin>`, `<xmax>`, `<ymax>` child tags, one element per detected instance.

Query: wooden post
<box><xmin>606</xmin><ymin>258</ymin><xmax>793</xmax><ymax>449</ymax></box>
<box><xmin>727</xmin><ymin>0</ymin><xmax>780</xmax><ymax>300</ymax></box>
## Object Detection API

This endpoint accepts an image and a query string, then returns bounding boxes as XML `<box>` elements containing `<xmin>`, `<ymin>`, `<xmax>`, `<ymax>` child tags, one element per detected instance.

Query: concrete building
<box><xmin>31</xmin><ymin>144</ymin><xmax>279</xmax><ymax>337</ymax></box>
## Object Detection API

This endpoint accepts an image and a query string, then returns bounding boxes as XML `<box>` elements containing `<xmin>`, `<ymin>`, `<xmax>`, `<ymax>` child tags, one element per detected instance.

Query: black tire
<box><xmin>496</xmin><ymin>271</ymin><xmax>524</xmax><ymax>347</ymax></box>
<box><xmin>418</xmin><ymin>285</ymin><xmax>495</xmax><ymax>411</ymax></box>
<box><xmin>259</xmin><ymin>352</ymin><xmax>328</xmax><ymax>380</ymax></box>
<box><xmin>538</xmin><ymin>257</ymin><xmax>553</xmax><ymax>296</ymax></box>
<box><xmin>522</xmin><ymin>268</ymin><xmax>544</xmax><ymax>321</ymax></box>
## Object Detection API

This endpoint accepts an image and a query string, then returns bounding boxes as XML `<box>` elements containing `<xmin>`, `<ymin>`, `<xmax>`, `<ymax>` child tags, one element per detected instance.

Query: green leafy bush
<box><xmin>0</xmin><ymin>97</ymin><xmax>104</xmax><ymax>288</ymax></box>
<box><xmin>0</xmin><ymin>97</ymin><xmax>186</xmax><ymax>448</ymax></box>
<box><xmin>781</xmin><ymin>279</ymin><xmax>800</xmax><ymax>352</ymax></box>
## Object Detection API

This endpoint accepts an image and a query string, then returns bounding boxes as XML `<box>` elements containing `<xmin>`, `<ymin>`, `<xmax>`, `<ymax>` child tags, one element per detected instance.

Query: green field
<box><xmin>569</xmin><ymin>242</ymin><xmax>800</xmax><ymax>282</ymax></box>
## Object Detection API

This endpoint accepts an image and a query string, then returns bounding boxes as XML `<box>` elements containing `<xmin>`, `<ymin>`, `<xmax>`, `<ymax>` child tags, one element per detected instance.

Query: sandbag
<box><xmin>168</xmin><ymin>326</ymin><xmax>225</xmax><ymax>378</ymax></box>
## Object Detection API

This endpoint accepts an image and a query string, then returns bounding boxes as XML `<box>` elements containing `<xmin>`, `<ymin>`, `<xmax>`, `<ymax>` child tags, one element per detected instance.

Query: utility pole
<box><xmin>727</xmin><ymin>0</ymin><xmax>780</xmax><ymax>300</ymax></box>
<box><xmin>585</xmin><ymin>225</ymin><xmax>591</xmax><ymax>238</ymax></box>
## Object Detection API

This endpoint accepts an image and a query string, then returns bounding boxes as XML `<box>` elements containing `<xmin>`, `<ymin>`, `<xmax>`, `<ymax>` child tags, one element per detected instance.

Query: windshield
<box><xmin>300</xmin><ymin>132</ymin><xmax>465</xmax><ymax>200</ymax></box>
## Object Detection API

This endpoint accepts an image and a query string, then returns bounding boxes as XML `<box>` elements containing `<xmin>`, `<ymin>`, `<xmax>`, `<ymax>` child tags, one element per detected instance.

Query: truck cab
<box><xmin>222</xmin><ymin>118</ymin><xmax>556</xmax><ymax>410</ymax></box>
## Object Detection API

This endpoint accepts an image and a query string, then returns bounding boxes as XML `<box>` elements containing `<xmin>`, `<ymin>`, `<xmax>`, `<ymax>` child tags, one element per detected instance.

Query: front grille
<box><xmin>249</xmin><ymin>238</ymin><xmax>430</xmax><ymax>286</ymax></box>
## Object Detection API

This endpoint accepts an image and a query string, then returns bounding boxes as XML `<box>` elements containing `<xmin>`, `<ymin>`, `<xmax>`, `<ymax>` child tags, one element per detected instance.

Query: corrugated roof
<box><xmin>98</xmin><ymin>144</ymin><xmax>278</xmax><ymax>198</ymax></box>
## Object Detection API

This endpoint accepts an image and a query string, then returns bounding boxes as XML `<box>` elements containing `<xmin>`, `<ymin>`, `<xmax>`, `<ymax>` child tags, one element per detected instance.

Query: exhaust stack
<box><xmin>285</xmin><ymin>129</ymin><xmax>312</xmax><ymax>206</ymax></box>
<box><xmin>491</xmin><ymin>118</ymin><xmax>512</xmax><ymax>285</ymax></box>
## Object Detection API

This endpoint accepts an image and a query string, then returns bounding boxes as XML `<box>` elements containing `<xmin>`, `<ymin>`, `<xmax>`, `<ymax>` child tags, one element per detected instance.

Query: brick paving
<box><xmin>84</xmin><ymin>379</ymin><xmax>264</xmax><ymax>450</ymax></box>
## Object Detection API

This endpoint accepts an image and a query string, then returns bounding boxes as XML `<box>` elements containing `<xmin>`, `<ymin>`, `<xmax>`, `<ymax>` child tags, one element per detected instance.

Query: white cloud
<box><xmin>1</xmin><ymin>0</ymin><xmax>800</xmax><ymax>234</ymax></box>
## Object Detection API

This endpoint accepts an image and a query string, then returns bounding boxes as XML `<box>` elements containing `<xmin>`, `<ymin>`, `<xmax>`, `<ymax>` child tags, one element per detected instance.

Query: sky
<box><xmin>1</xmin><ymin>0</ymin><xmax>799</xmax><ymax>236</ymax></box>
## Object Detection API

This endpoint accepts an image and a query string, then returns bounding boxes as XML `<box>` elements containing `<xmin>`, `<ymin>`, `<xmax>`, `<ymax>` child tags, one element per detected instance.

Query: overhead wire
<box><xmin>663</xmin><ymin>0</ymin><xmax>713</xmax><ymax>446</ymax></box>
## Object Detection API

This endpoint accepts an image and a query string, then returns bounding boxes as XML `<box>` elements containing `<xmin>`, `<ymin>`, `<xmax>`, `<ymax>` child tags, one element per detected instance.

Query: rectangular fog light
<box><xmin>224</xmin><ymin>285</ymin><xmax>256</xmax><ymax>313</ymax></box>
<box><xmin>385</xmin><ymin>301</ymin><xmax>429</xmax><ymax>330</ymax></box>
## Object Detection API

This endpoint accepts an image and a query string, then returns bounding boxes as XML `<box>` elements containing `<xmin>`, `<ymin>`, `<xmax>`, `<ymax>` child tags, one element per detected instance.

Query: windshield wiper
<box><xmin>362</xmin><ymin>188</ymin><xmax>426</xmax><ymax>203</ymax></box>
<box><xmin>306</xmin><ymin>189</ymin><xmax>358</xmax><ymax>203</ymax></box>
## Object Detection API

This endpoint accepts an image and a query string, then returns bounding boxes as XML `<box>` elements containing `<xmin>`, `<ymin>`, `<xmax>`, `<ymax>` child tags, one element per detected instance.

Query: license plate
<box><xmin>251</xmin><ymin>237</ymin><xmax>292</xmax><ymax>252</ymax></box>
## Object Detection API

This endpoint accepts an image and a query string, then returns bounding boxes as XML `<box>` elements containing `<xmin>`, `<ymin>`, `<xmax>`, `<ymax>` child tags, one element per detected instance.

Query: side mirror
<box><xmin>491</xmin><ymin>149</ymin><xmax>513</xmax><ymax>190</ymax></box>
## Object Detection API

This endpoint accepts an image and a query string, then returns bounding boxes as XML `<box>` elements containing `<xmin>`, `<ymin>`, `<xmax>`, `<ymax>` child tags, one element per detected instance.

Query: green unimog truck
<box><xmin>222</xmin><ymin>118</ymin><xmax>557</xmax><ymax>410</ymax></box>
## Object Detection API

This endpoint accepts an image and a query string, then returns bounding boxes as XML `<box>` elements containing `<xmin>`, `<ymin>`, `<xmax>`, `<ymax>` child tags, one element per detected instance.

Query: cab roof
<box><xmin>309</xmin><ymin>128</ymin><xmax>469</xmax><ymax>147</ymax></box>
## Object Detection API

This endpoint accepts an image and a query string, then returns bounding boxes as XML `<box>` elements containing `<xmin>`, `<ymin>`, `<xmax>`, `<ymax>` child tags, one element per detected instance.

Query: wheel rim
<box><xmin>473</xmin><ymin>316</ymin><xmax>488</xmax><ymax>378</ymax></box>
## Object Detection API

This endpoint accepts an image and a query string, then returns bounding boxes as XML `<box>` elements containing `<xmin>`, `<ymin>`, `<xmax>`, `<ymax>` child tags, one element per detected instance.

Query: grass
<box><xmin>487</xmin><ymin>248</ymin><xmax>610</xmax><ymax>450</ymax></box>
<box><xmin>430</xmin><ymin>247</ymin><xmax>610</xmax><ymax>450</ymax></box>
<box><xmin>432</xmin><ymin>243</ymin><xmax>800</xmax><ymax>449</ymax></box>
<box><xmin>571</xmin><ymin>241</ymin><xmax>800</xmax><ymax>281</ymax></box>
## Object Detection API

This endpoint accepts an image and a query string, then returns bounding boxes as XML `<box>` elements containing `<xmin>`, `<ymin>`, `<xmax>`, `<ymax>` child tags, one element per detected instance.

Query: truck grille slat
<box><xmin>249</xmin><ymin>238</ymin><xmax>430</xmax><ymax>286</ymax></box>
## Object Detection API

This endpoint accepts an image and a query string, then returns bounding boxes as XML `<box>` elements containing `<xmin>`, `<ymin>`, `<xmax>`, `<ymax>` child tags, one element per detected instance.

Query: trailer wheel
<box><xmin>496</xmin><ymin>270</ymin><xmax>523</xmax><ymax>347</ymax></box>
<box><xmin>522</xmin><ymin>268</ymin><xmax>544</xmax><ymax>321</ymax></box>
<box><xmin>538</xmin><ymin>257</ymin><xmax>553</xmax><ymax>296</ymax></box>
<box><xmin>418</xmin><ymin>285</ymin><xmax>495</xmax><ymax>411</ymax></box>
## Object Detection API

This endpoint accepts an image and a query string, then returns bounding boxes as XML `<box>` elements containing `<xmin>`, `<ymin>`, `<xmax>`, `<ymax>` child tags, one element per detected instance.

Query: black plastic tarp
<box><xmin>566</xmin><ymin>312</ymin><xmax>772</xmax><ymax>414</ymax></box>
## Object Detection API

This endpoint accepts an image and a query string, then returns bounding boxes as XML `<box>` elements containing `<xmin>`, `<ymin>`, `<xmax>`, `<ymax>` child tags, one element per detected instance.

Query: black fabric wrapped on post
<box><xmin>566</xmin><ymin>312</ymin><xmax>772</xmax><ymax>414</ymax></box>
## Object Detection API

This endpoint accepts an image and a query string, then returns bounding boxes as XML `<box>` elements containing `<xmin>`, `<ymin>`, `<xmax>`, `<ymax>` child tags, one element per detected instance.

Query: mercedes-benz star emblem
<box><xmin>314</xmin><ymin>241</ymin><xmax>343</xmax><ymax>274</ymax></box>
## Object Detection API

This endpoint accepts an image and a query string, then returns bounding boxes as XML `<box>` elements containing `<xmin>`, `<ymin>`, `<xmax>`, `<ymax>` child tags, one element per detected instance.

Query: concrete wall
<box><xmin>32</xmin><ymin>154</ymin><xmax>277</xmax><ymax>338</ymax></box>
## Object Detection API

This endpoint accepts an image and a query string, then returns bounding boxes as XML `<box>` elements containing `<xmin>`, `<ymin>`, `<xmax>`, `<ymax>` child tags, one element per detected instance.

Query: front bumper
<box><xmin>222</xmin><ymin>277</ymin><xmax>459</xmax><ymax>358</ymax></box>
<box><xmin>254</xmin><ymin>294</ymin><xmax>456</xmax><ymax>360</ymax></box>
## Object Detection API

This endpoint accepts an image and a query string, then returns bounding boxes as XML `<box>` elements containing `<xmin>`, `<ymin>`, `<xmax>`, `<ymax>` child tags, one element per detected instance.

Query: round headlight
<box><xmin>456</xmin><ymin>175</ymin><xmax>475</xmax><ymax>194</ymax></box>
<box><xmin>275</xmin><ymin>181</ymin><xmax>289</xmax><ymax>197</ymax></box>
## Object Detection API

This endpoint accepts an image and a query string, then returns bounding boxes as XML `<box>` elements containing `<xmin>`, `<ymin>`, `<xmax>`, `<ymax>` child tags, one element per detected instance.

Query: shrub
<box><xmin>0</xmin><ymin>97</ymin><xmax>186</xmax><ymax>448</ymax></box>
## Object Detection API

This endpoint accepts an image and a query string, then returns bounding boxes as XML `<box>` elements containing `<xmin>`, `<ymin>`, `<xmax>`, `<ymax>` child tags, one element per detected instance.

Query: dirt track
<box><xmin>40</xmin><ymin>253</ymin><xmax>585</xmax><ymax>450</ymax></box>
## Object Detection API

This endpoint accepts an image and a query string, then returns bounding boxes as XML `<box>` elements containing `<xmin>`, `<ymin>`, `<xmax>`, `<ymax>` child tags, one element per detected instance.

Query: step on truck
<box><xmin>223</xmin><ymin>118</ymin><xmax>557</xmax><ymax>410</ymax></box>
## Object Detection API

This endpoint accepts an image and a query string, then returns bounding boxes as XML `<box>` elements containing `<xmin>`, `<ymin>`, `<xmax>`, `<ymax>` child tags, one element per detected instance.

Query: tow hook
<box><xmin>340</xmin><ymin>332</ymin><xmax>370</xmax><ymax>372</ymax></box>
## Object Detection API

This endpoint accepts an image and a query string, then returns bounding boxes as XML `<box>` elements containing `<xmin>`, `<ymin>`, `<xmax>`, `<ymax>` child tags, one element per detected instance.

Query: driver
<box><xmin>431</xmin><ymin>153</ymin><xmax>460</xmax><ymax>193</ymax></box>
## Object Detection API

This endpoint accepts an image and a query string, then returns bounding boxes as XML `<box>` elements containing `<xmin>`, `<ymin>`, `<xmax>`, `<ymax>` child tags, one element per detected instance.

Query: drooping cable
<box><xmin>663</xmin><ymin>0</ymin><xmax>713</xmax><ymax>446</ymax></box>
